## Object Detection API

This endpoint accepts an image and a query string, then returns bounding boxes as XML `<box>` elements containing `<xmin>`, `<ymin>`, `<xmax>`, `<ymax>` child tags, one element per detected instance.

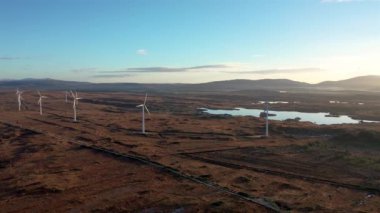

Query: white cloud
<box><xmin>136</xmin><ymin>49</ymin><xmax>148</xmax><ymax>56</ymax></box>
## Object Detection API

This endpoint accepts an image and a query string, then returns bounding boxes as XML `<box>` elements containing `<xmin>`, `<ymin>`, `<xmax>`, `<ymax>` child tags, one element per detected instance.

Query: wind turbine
<box><xmin>264</xmin><ymin>102</ymin><xmax>269</xmax><ymax>137</ymax></box>
<box><xmin>16</xmin><ymin>88</ymin><xmax>23</xmax><ymax>111</ymax></box>
<box><xmin>70</xmin><ymin>91</ymin><xmax>82</xmax><ymax>122</ymax></box>
<box><xmin>65</xmin><ymin>91</ymin><xmax>68</xmax><ymax>103</ymax></box>
<box><xmin>37</xmin><ymin>91</ymin><xmax>48</xmax><ymax>115</ymax></box>
<box><xmin>136</xmin><ymin>93</ymin><xmax>150</xmax><ymax>134</ymax></box>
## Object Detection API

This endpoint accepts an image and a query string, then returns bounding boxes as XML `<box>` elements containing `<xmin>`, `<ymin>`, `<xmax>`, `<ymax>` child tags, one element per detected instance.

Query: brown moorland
<box><xmin>0</xmin><ymin>90</ymin><xmax>380</xmax><ymax>212</ymax></box>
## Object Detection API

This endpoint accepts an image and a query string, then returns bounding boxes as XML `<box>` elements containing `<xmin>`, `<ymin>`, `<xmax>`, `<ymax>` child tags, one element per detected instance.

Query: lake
<box><xmin>200</xmin><ymin>107</ymin><xmax>378</xmax><ymax>125</ymax></box>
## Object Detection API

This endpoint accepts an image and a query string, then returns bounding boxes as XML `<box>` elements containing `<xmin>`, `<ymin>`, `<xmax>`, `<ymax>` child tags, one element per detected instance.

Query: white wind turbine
<box><xmin>264</xmin><ymin>102</ymin><xmax>269</xmax><ymax>137</ymax></box>
<box><xmin>136</xmin><ymin>93</ymin><xmax>150</xmax><ymax>134</ymax></box>
<box><xmin>37</xmin><ymin>91</ymin><xmax>48</xmax><ymax>115</ymax></box>
<box><xmin>65</xmin><ymin>91</ymin><xmax>68</xmax><ymax>103</ymax></box>
<box><xmin>16</xmin><ymin>88</ymin><xmax>24</xmax><ymax>111</ymax></box>
<box><xmin>70</xmin><ymin>91</ymin><xmax>82</xmax><ymax>122</ymax></box>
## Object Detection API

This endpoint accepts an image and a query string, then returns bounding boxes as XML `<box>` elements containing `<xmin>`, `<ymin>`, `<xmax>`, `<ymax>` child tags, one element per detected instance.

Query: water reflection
<box><xmin>200</xmin><ymin>107</ymin><xmax>378</xmax><ymax>125</ymax></box>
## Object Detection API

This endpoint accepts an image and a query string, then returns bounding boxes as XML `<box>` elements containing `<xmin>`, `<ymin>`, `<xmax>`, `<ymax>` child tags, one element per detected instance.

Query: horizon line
<box><xmin>1</xmin><ymin>74</ymin><xmax>379</xmax><ymax>85</ymax></box>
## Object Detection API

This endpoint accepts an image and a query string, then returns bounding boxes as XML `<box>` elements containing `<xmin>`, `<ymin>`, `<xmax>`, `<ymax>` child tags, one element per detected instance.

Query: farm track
<box><xmin>182</xmin><ymin>153</ymin><xmax>380</xmax><ymax>195</ymax></box>
<box><xmin>0</xmin><ymin>120</ymin><xmax>282</xmax><ymax>212</ymax></box>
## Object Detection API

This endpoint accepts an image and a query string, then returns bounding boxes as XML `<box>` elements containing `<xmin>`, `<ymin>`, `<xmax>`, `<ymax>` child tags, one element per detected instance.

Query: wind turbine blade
<box><xmin>37</xmin><ymin>90</ymin><xmax>41</xmax><ymax>96</ymax></box>
<box><xmin>136</xmin><ymin>104</ymin><xmax>143</xmax><ymax>107</ymax></box>
<box><xmin>144</xmin><ymin>93</ymin><xmax>147</xmax><ymax>104</ymax></box>
<box><xmin>70</xmin><ymin>90</ymin><xmax>75</xmax><ymax>98</ymax></box>
<box><xmin>145</xmin><ymin>105</ymin><xmax>150</xmax><ymax>115</ymax></box>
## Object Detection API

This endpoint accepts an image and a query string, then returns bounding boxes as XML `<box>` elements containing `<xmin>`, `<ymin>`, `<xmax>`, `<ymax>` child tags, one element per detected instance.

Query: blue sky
<box><xmin>1</xmin><ymin>0</ymin><xmax>379</xmax><ymax>83</ymax></box>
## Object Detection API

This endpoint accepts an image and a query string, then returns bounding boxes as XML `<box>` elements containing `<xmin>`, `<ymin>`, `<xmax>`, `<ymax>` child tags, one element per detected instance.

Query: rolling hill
<box><xmin>0</xmin><ymin>75</ymin><xmax>379</xmax><ymax>92</ymax></box>
<box><xmin>317</xmin><ymin>75</ymin><xmax>380</xmax><ymax>91</ymax></box>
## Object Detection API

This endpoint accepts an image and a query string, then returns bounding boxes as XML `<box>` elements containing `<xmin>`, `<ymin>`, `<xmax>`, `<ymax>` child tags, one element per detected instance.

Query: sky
<box><xmin>1</xmin><ymin>0</ymin><xmax>379</xmax><ymax>83</ymax></box>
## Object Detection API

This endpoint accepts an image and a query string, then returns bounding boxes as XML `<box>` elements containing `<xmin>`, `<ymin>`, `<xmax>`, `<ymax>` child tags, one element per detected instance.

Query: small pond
<box><xmin>200</xmin><ymin>107</ymin><xmax>378</xmax><ymax>125</ymax></box>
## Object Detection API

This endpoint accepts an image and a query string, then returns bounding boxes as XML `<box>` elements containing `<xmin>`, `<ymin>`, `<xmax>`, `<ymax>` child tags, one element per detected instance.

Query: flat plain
<box><xmin>1</xmin><ymin>90</ymin><xmax>380</xmax><ymax>212</ymax></box>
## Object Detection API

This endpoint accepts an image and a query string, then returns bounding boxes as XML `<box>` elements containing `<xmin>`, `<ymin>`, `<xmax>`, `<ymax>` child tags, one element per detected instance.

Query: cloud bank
<box><xmin>0</xmin><ymin>56</ymin><xmax>21</xmax><ymax>60</ymax></box>
<box><xmin>92</xmin><ymin>74</ymin><xmax>132</xmax><ymax>78</ymax></box>
<box><xmin>99</xmin><ymin>64</ymin><xmax>230</xmax><ymax>73</ymax></box>
<box><xmin>72</xmin><ymin>67</ymin><xmax>98</xmax><ymax>73</ymax></box>
<box><xmin>224</xmin><ymin>68</ymin><xmax>323</xmax><ymax>75</ymax></box>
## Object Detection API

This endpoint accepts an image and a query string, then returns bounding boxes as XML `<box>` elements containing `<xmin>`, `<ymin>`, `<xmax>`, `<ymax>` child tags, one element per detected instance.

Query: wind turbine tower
<box><xmin>16</xmin><ymin>89</ymin><xmax>23</xmax><ymax>111</ymax></box>
<box><xmin>136</xmin><ymin>93</ymin><xmax>150</xmax><ymax>134</ymax></box>
<box><xmin>37</xmin><ymin>91</ymin><xmax>47</xmax><ymax>115</ymax></box>
<box><xmin>70</xmin><ymin>91</ymin><xmax>82</xmax><ymax>122</ymax></box>
<box><xmin>265</xmin><ymin>102</ymin><xmax>269</xmax><ymax>137</ymax></box>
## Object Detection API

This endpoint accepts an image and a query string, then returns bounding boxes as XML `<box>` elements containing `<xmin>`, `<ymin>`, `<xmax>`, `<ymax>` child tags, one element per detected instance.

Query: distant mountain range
<box><xmin>0</xmin><ymin>75</ymin><xmax>379</xmax><ymax>92</ymax></box>
<box><xmin>316</xmin><ymin>75</ymin><xmax>380</xmax><ymax>91</ymax></box>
